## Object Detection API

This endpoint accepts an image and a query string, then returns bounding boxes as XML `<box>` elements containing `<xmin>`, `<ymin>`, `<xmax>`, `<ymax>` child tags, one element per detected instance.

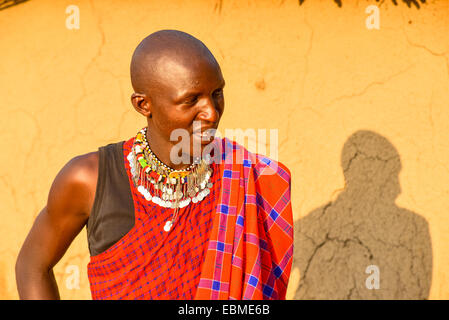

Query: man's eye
<box><xmin>213</xmin><ymin>89</ymin><xmax>223</xmax><ymax>97</ymax></box>
<box><xmin>184</xmin><ymin>96</ymin><xmax>198</xmax><ymax>104</ymax></box>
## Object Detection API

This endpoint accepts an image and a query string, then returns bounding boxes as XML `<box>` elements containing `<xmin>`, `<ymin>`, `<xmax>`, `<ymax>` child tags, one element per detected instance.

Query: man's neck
<box><xmin>145</xmin><ymin>128</ymin><xmax>194</xmax><ymax>171</ymax></box>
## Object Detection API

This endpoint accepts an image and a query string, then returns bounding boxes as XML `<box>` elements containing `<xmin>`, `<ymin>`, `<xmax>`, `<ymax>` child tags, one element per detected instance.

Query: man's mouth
<box><xmin>192</xmin><ymin>129</ymin><xmax>216</xmax><ymax>144</ymax></box>
<box><xmin>194</xmin><ymin>131</ymin><xmax>212</xmax><ymax>138</ymax></box>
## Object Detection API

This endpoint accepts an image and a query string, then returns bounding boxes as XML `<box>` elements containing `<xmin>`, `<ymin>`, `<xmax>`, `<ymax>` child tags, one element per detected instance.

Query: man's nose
<box><xmin>197</xmin><ymin>97</ymin><xmax>219</xmax><ymax>123</ymax></box>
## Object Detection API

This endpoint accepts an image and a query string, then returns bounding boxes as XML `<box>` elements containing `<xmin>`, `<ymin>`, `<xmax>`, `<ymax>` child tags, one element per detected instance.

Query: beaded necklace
<box><xmin>127</xmin><ymin>127</ymin><xmax>214</xmax><ymax>232</ymax></box>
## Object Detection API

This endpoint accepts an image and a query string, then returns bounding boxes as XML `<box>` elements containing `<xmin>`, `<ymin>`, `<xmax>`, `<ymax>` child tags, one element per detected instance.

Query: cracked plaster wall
<box><xmin>0</xmin><ymin>0</ymin><xmax>448</xmax><ymax>299</ymax></box>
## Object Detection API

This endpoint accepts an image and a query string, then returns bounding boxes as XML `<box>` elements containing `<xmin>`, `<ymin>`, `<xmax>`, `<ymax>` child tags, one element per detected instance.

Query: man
<box><xmin>15</xmin><ymin>30</ymin><xmax>293</xmax><ymax>300</ymax></box>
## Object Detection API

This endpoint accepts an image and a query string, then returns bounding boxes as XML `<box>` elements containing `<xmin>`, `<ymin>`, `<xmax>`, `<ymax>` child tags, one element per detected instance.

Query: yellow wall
<box><xmin>1</xmin><ymin>0</ymin><xmax>448</xmax><ymax>299</ymax></box>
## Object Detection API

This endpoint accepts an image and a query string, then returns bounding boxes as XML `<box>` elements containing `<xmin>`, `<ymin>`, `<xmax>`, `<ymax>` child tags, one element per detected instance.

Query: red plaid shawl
<box><xmin>87</xmin><ymin>136</ymin><xmax>293</xmax><ymax>300</ymax></box>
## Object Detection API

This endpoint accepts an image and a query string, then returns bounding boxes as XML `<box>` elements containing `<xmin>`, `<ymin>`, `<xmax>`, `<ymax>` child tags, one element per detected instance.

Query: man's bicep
<box><xmin>18</xmin><ymin>155</ymin><xmax>96</xmax><ymax>271</ymax></box>
<box><xmin>20</xmin><ymin>204</ymin><xmax>87</xmax><ymax>271</ymax></box>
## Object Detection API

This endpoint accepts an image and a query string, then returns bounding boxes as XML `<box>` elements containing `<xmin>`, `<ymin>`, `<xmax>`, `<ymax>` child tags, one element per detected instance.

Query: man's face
<box><xmin>147</xmin><ymin>56</ymin><xmax>225</xmax><ymax>159</ymax></box>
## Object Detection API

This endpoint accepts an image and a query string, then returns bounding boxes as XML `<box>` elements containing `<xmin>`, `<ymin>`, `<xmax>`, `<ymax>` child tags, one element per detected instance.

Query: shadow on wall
<box><xmin>293</xmin><ymin>130</ymin><xmax>432</xmax><ymax>299</ymax></box>
<box><xmin>298</xmin><ymin>0</ymin><xmax>426</xmax><ymax>9</ymax></box>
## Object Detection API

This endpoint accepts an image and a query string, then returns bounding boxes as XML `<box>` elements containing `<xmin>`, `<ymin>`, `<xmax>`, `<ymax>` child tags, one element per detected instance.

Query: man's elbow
<box><xmin>15</xmin><ymin>250</ymin><xmax>47</xmax><ymax>289</ymax></box>
<box><xmin>15</xmin><ymin>251</ymin><xmax>33</xmax><ymax>290</ymax></box>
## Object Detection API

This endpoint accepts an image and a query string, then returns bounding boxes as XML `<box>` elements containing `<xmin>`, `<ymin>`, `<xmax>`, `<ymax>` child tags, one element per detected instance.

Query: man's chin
<box><xmin>190</xmin><ymin>136</ymin><xmax>218</xmax><ymax>159</ymax></box>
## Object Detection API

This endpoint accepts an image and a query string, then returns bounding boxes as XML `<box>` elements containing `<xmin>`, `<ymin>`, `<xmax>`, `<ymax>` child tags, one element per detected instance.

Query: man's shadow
<box><xmin>293</xmin><ymin>130</ymin><xmax>432</xmax><ymax>299</ymax></box>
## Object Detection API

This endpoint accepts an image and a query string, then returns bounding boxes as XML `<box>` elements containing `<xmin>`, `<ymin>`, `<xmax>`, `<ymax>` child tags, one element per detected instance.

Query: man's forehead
<box><xmin>130</xmin><ymin>30</ymin><xmax>221</xmax><ymax>93</ymax></box>
<box><xmin>153</xmin><ymin>53</ymin><xmax>221</xmax><ymax>87</ymax></box>
<box><xmin>158</xmin><ymin>51</ymin><xmax>212</xmax><ymax>70</ymax></box>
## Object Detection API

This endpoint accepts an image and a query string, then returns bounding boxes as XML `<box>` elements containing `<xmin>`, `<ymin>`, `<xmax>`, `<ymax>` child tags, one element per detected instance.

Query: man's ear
<box><xmin>131</xmin><ymin>93</ymin><xmax>152</xmax><ymax>118</ymax></box>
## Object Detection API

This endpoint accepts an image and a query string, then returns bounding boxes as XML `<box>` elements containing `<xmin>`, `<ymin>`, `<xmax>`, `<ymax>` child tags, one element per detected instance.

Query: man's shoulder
<box><xmin>218</xmin><ymin>137</ymin><xmax>291</xmax><ymax>181</ymax></box>
<box><xmin>45</xmin><ymin>150</ymin><xmax>99</xmax><ymax>219</ymax></box>
<box><xmin>66</xmin><ymin>151</ymin><xmax>99</xmax><ymax>179</ymax></box>
<box><xmin>253</xmin><ymin>154</ymin><xmax>291</xmax><ymax>177</ymax></box>
<box><xmin>66</xmin><ymin>138</ymin><xmax>126</xmax><ymax>175</ymax></box>
<box><xmin>64</xmin><ymin>138</ymin><xmax>129</xmax><ymax>187</ymax></box>
<box><xmin>51</xmin><ymin>151</ymin><xmax>99</xmax><ymax>198</ymax></box>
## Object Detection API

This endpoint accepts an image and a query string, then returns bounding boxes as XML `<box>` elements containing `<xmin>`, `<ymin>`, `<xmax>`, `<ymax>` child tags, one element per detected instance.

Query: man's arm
<box><xmin>15</xmin><ymin>152</ymin><xmax>98</xmax><ymax>299</ymax></box>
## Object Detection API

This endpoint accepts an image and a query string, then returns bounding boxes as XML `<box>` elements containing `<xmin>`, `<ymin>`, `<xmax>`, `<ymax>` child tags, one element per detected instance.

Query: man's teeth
<box><xmin>195</xmin><ymin>132</ymin><xmax>210</xmax><ymax>137</ymax></box>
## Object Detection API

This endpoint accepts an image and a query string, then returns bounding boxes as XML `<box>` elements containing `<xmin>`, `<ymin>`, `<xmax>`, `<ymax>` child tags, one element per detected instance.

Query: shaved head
<box><xmin>130</xmin><ymin>30</ymin><xmax>220</xmax><ymax>95</ymax></box>
<box><xmin>129</xmin><ymin>30</ymin><xmax>225</xmax><ymax>169</ymax></box>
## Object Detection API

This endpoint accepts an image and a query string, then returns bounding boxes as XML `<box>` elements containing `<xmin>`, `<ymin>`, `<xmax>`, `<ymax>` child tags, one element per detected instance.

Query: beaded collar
<box><xmin>127</xmin><ymin>127</ymin><xmax>214</xmax><ymax>231</ymax></box>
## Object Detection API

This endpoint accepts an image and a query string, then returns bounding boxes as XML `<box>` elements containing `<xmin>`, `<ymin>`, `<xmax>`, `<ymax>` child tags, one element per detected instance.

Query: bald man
<box><xmin>15</xmin><ymin>30</ymin><xmax>293</xmax><ymax>300</ymax></box>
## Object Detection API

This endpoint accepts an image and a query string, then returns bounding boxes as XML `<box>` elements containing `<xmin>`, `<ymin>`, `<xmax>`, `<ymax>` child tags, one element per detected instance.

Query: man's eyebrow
<box><xmin>213</xmin><ymin>80</ymin><xmax>226</xmax><ymax>90</ymax></box>
<box><xmin>174</xmin><ymin>89</ymin><xmax>201</xmax><ymax>102</ymax></box>
<box><xmin>176</xmin><ymin>80</ymin><xmax>225</xmax><ymax>99</ymax></box>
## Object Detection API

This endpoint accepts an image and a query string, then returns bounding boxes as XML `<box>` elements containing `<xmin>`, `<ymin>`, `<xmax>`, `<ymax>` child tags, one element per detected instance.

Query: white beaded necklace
<box><xmin>127</xmin><ymin>127</ymin><xmax>214</xmax><ymax>232</ymax></box>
